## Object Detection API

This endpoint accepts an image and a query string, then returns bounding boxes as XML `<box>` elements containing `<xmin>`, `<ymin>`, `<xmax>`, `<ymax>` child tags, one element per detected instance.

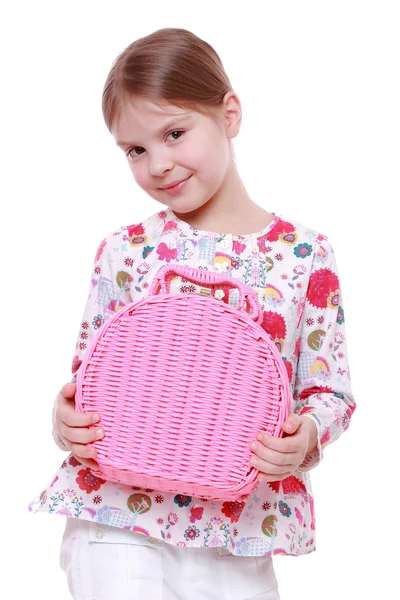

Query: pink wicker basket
<box><xmin>75</xmin><ymin>265</ymin><xmax>291</xmax><ymax>501</ymax></box>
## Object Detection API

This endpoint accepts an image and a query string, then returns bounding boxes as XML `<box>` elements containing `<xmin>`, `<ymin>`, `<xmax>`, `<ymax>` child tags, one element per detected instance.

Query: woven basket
<box><xmin>75</xmin><ymin>265</ymin><xmax>291</xmax><ymax>501</ymax></box>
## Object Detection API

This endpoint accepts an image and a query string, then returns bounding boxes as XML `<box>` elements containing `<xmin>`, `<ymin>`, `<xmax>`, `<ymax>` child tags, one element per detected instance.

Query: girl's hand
<box><xmin>249</xmin><ymin>414</ymin><xmax>318</xmax><ymax>483</ymax></box>
<box><xmin>55</xmin><ymin>382</ymin><xmax>104</xmax><ymax>470</ymax></box>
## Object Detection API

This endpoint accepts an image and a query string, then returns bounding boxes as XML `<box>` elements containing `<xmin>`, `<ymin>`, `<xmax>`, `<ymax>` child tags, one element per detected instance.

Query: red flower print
<box><xmin>68</xmin><ymin>455</ymin><xmax>81</xmax><ymax>467</ymax></box>
<box><xmin>81</xmin><ymin>321</ymin><xmax>89</xmax><ymax>330</ymax></box>
<box><xmin>221</xmin><ymin>500</ymin><xmax>245</xmax><ymax>523</ymax></box>
<box><xmin>94</xmin><ymin>239</ymin><xmax>107</xmax><ymax>263</ymax></box>
<box><xmin>157</xmin><ymin>242</ymin><xmax>177</xmax><ymax>263</ymax></box>
<box><xmin>266</xmin><ymin>219</ymin><xmax>294</xmax><ymax>243</ymax></box>
<box><xmin>154</xmin><ymin>495</ymin><xmax>164</xmax><ymax>504</ymax></box>
<box><xmin>307</xmin><ymin>268</ymin><xmax>340</xmax><ymax>309</ymax></box>
<box><xmin>163</xmin><ymin>220</ymin><xmax>178</xmax><ymax>234</ymax></box>
<box><xmin>76</xmin><ymin>468</ymin><xmax>106</xmax><ymax>494</ymax></box>
<box><xmin>280</xmin><ymin>475</ymin><xmax>307</xmax><ymax>496</ymax></box>
<box><xmin>92</xmin><ymin>495</ymin><xmax>102</xmax><ymax>504</ymax></box>
<box><xmin>262</xmin><ymin>502</ymin><xmax>271</xmax><ymax>511</ymax></box>
<box><xmin>261</xmin><ymin>311</ymin><xmax>287</xmax><ymax>342</ymax></box>
<box><xmin>267</xmin><ymin>481</ymin><xmax>280</xmax><ymax>494</ymax></box>
<box><xmin>283</xmin><ymin>359</ymin><xmax>293</xmax><ymax>382</ymax></box>
<box><xmin>127</xmin><ymin>223</ymin><xmax>145</xmax><ymax>238</ymax></box>
<box><xmin>71</xmin><ymin>355</ymin><xmax>82</xmax><ymax>375</ymax></box>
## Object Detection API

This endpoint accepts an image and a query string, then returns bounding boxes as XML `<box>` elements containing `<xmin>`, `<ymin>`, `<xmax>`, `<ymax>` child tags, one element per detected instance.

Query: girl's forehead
<box><xmin>122</xmin><ymin>97</ymin><xmax>192</xmax><ymax>120</ymax></box>
<box><xmin>111</xmin><ymin>100</ymin><xmax>200</xmax><ymax>142</ymax></box>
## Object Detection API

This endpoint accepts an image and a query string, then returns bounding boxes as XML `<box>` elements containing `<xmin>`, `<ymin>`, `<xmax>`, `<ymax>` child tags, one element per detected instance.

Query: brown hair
<box><xmin>101</xmin><ymin>27</ymin><xmax>234</xmax><ymax>132</ymax></box>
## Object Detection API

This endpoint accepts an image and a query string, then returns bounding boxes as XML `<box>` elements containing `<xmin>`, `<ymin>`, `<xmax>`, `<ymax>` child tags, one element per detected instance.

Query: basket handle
<box><xmin>148</xmin><ymin>265</ymin><xmax>263</xmax><ymax>324</ymax></box>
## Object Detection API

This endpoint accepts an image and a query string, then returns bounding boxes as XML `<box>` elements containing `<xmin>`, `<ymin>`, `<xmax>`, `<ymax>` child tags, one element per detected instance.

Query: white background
<box><xmin>2</xmin><ymin>1</ymin><xmax>399</xmax><ymax>598</ymax></box>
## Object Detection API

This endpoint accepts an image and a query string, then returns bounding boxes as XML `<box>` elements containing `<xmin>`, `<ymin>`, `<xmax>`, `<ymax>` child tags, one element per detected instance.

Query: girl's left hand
<box><xmin>249</xmin><ymin>414</ymin><xmax>318</xmax><ymax>483</ymax></box>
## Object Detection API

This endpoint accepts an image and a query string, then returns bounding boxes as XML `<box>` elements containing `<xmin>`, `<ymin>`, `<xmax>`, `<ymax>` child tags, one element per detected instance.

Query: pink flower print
<box><xmin>293</xmin><ymin>265</ymin><xmax>307</xmax><ymax>276</ymax></box>
<box><xmin>124</xmin><ymin>257</ymin><xmax>134</xmax><ymax>267</ymax></box>
<box><xmin>94</xmin><ymin>239</ymin><xmax>107</xmax><ymax>263</ymax></box>
<box><xmin>168</xmin><ymin>512</ymin><xmax>179</xmax><ymax>526</ymax></box>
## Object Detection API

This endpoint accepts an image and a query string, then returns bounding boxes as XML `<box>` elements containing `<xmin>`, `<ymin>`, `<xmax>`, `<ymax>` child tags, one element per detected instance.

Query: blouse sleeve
<box><xmin>293</xmin><ymin>235</ymin><xmax>357</xmax><ymax>472</ymax></box>
<box><xmin>51</xmin><ymin>231</ymin><xmax>132</xmax><ymax>450</ymax></box>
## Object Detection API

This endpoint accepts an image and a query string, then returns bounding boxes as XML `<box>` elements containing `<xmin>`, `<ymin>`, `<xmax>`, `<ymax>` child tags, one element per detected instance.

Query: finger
<box><xmin>255</xmin><ymin>432</ymin><xmax>300</xmax><ymax>454</ymax></box>
<box><xmin>69</xmin><ymin>441</ymin><xmax>98</xmax><ymax>461</ymax></box>
<box><xmin>250</xmin><ymin>455</ymin><xmax>294</xmax><ymax>476</ymax></box>
<box><xmin>60</xmin><ymin>382</ymin><xmax>76</xmax><ymax>398</ymax></box>
<box><xmin>72</xmin><ymin>454</ymin><xmax>100</xmax><ymax>471</ymax></box>
<box><xmin>60</xmin><ymin>423</ymin><xmax>104</xmax><ymax>445</ymax></box>
<box><xmin>58</xmin><ymin>405</ymin><xmax>101</xmax><ymax>427</ymax></box>
<box><xmin>250</xmin><ymin>443</ymin><xmax>296</xmax><ymax>467</ymax></box>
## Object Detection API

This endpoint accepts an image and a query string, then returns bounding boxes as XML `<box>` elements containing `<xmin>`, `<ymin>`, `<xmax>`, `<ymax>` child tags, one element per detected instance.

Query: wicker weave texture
<box><xmin>75</xmin><ymin>266</ymin><xmax>291</xmax><ymax>501</ymax></box>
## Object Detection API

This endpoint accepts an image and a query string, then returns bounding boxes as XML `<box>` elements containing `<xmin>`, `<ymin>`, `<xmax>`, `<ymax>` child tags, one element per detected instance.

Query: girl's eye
<box><xmin>126</xmin><ymin>130</ymin><xmax>185</xmax><ymax>160</ymax></box>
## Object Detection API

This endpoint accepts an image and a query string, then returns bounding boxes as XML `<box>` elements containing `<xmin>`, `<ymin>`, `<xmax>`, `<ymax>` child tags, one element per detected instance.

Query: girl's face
<box><xmin>111</xmin><ymin>96</ymin><xmax>236</xmax><ymax>215</ymax></box>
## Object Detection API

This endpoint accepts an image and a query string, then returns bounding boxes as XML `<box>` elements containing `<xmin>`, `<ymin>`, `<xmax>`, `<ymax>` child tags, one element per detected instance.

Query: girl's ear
<box><xmin>222</xmin><ymin>91</ymin><xmax>242</xmax><ymax>139</ymax></box>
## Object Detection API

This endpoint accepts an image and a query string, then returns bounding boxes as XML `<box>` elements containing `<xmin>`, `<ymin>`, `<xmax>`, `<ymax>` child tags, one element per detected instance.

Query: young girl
<box><xmin>29</xmin><ymin>27</ymin><xmax>356</xmax><ymax>600</ymax></box>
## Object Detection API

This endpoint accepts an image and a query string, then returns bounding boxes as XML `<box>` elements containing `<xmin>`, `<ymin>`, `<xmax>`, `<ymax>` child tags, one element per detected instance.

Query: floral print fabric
<box><xmin>29</xmin><ymin>207</ymin><xmax>356</xmax><ymax>556</ymax></box>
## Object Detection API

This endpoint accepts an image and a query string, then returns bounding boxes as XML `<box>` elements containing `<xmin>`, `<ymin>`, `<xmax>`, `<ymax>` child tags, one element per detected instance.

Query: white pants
<box><xmin>60</xmin><ymin>518</ymin><xmax>281</xmax><ymax>600</ymax></box>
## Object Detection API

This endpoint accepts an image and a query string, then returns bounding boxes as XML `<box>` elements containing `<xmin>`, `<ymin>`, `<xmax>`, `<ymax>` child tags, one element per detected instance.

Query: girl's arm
<box><xmin>293</xmin><ymin>235</ymin><xmax>356</xmax><ymax>472</ymax></box>
<box><xmin>51</xmin><ymin>229</ymin><xmax>131</xmax><ymax>450</ymax></box>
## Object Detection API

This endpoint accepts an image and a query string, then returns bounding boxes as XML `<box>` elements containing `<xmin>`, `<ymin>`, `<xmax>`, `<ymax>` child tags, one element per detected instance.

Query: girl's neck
<box><xmin>172</xmin><ymin>164</ymin><xmax>274</xmax><ymax>236</ymax></box>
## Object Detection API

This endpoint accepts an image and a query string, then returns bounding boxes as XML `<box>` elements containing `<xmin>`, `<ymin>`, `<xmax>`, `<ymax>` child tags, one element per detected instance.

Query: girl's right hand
<box><xmin>55</xmin><ymin>382</ymin><xmax>104</xmax><ymax>470</ymax></box>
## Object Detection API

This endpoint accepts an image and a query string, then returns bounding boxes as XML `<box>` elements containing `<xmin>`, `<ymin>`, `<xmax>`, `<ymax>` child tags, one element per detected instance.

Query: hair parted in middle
<box><xmin>102</xmin><ymin>27</ymin><xmax>235</xmax><ymax>132</ymax></box>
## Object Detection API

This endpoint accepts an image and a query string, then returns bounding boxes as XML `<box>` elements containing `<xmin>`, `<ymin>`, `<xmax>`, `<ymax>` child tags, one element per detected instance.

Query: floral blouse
<box><xmin>29</xmin><ymin>207</ymin><xmax>356</xmax><ymax>557</ymax></box>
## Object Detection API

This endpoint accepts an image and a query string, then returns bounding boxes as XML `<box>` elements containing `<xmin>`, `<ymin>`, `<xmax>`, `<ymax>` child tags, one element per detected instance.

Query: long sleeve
<box><xmin>293</xmin><ymin>234</ymin><xmax>356</xmax><ymax>472</ymax></box>
<box><xmin>51</xmin><ymin>230</ymin><xmax>132</xmax><ymax>450</ymax></box>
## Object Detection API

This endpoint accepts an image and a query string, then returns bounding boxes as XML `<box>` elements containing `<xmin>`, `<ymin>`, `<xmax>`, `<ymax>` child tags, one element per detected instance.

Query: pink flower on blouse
<box><xmin>94</xmin><ymin>239</ymin><xmax>107</xmax><ymax>263</ymax></box>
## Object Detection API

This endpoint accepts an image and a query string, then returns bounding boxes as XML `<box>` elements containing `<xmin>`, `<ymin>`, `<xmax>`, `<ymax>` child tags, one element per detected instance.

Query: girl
<box><xmin>29</xmin><ymin>27</ymin><xmax>356</xmax><ymax>600</ymax></box>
